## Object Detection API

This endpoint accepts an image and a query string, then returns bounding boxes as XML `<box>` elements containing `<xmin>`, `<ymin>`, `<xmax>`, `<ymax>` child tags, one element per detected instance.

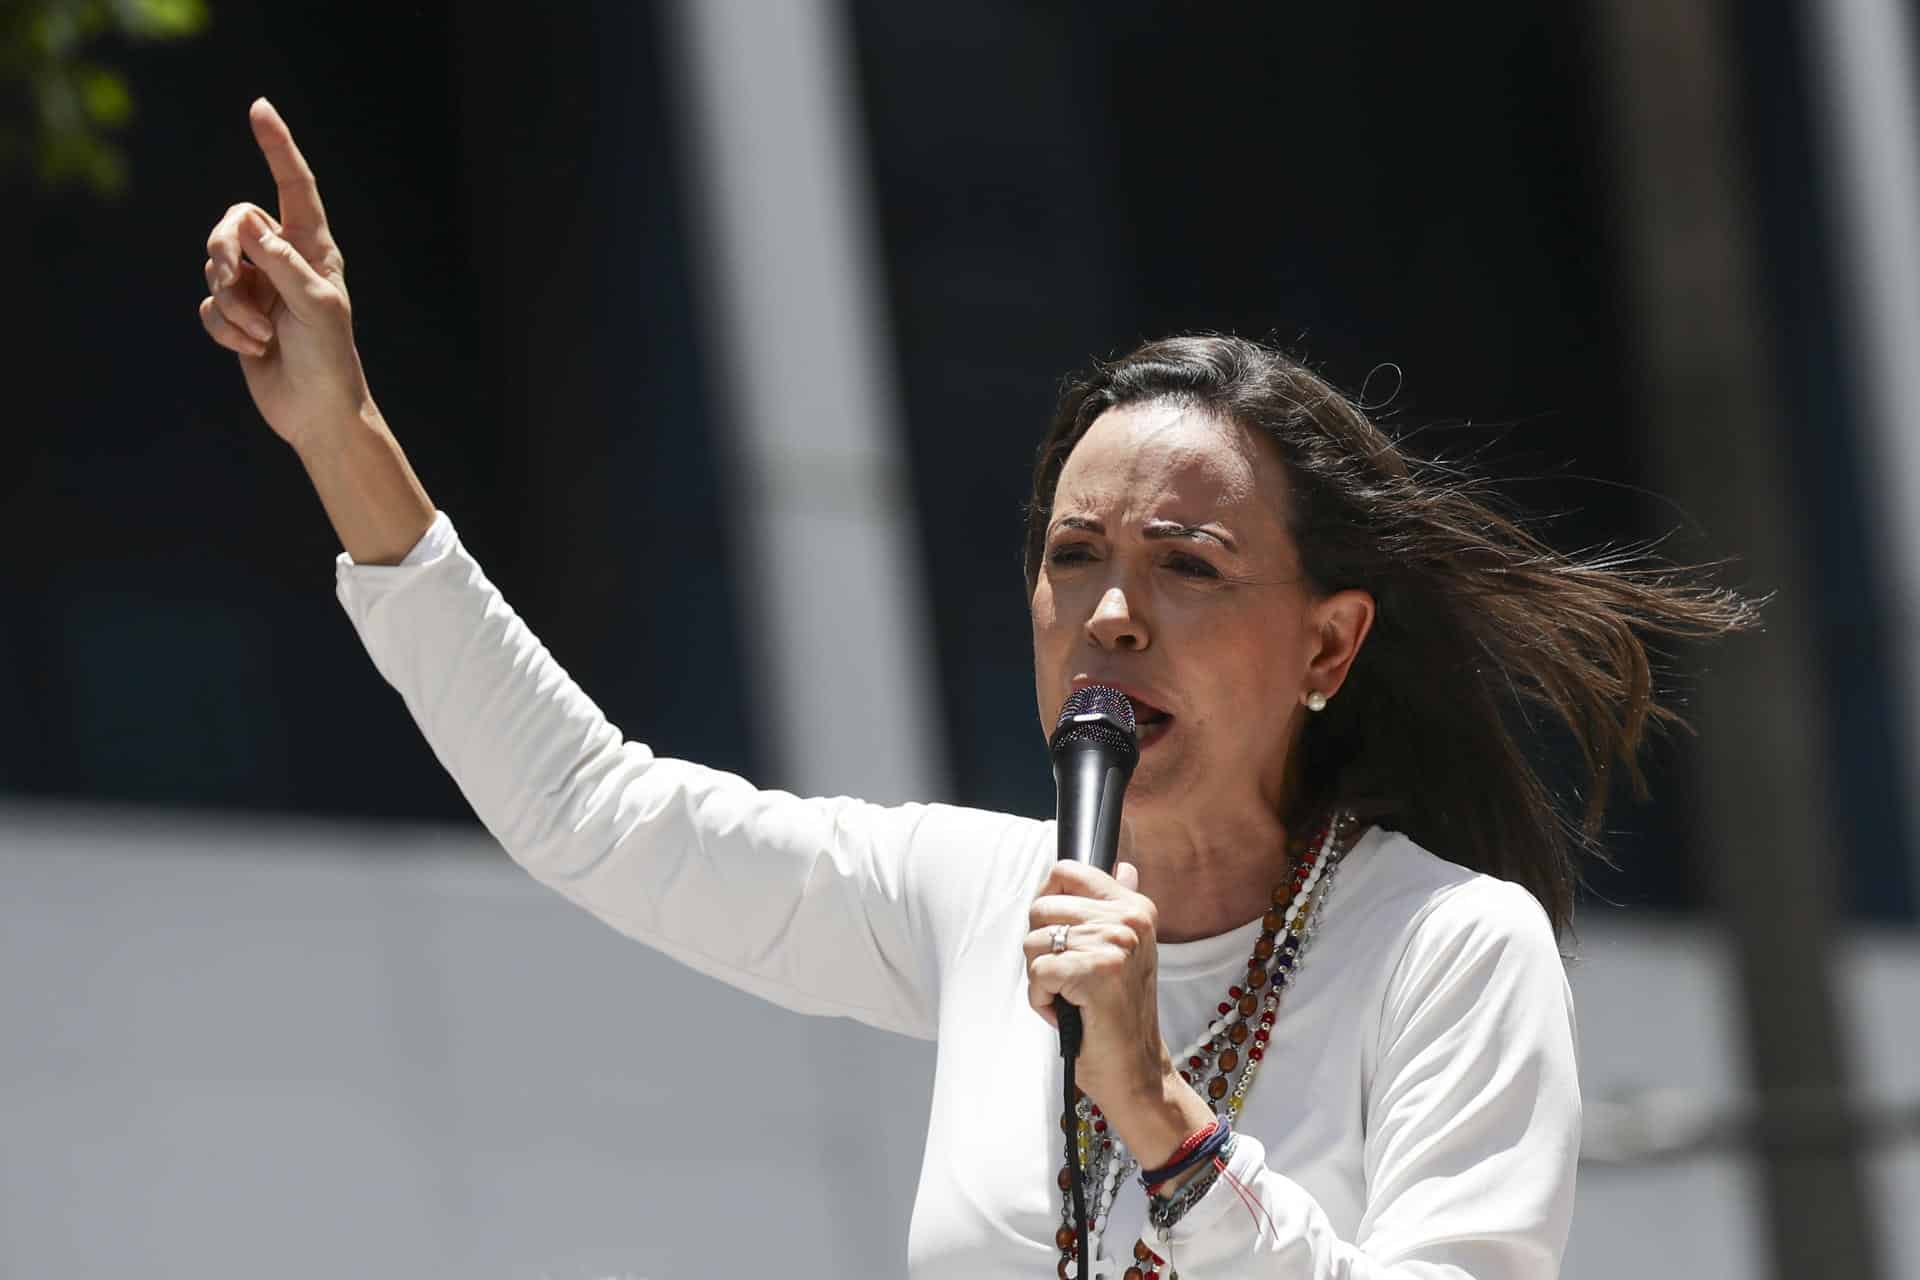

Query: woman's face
<box><xmin>1030</xmin><ymin>402</ymin><xmax>1368</xmax><ymax>826</ymax></box>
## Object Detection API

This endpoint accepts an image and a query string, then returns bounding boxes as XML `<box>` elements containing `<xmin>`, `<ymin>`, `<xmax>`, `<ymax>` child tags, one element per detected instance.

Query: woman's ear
<box><xmin>1305</xmin><ymin>588</ymin><xmax>1376</xmax><ymax>700</ymax></box>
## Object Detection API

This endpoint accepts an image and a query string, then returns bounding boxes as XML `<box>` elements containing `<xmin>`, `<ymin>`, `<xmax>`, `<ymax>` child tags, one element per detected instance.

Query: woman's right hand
<box><xmin>200</xmin><ymin>98</ymin><xmax>374</xmax><ymax>455</ymax></box>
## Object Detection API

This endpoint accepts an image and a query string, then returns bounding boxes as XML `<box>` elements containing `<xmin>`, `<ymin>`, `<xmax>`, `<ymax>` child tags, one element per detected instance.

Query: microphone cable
<box><xmin>1059</xmin><ymin>1001</ymin><xmax>1089</xmax><ymax>1277</ymax></box>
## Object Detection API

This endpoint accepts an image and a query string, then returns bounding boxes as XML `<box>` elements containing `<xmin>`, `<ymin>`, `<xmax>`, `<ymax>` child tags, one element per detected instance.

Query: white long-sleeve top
<box><xmin>337</xmin><ymin>510</ymin><xmax>1581</xmax><ymax>1279</ymax></box>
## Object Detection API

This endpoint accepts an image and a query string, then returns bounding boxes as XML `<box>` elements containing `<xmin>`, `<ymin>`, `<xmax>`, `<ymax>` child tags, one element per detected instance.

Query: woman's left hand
<box><xmin>1024</xmin><ymin>859</ymin><xmax>1174</xmax><ymax>1112</ymax></box>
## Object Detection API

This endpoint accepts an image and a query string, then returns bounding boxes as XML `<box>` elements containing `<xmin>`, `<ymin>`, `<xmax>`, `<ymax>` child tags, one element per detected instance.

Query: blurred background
<box><xmin>4</xmin><ymin>0</ymin><xmax>1917</xmax><ymax>1276</ymax></box>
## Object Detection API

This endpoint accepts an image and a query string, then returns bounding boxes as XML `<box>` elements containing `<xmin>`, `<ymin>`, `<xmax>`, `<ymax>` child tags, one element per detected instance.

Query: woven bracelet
<box><xmin>1139</xmin><ymin>1117</ymin><xmax>1233</xmax><ymax>1191</ymax></box>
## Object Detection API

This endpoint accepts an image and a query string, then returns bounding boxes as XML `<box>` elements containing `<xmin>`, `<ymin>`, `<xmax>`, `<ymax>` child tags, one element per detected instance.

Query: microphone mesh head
<box><xmin>1051</xmin><ymin>684</ymin><xmax>1140</xmax><ymax>761</ymax></box>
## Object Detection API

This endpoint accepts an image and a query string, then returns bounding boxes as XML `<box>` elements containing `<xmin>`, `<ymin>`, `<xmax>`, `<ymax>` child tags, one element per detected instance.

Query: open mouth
<box><xmin>1126</xmin><ymin>695</ymin><xmax>1174</xmax><ymax>748</ymax></box>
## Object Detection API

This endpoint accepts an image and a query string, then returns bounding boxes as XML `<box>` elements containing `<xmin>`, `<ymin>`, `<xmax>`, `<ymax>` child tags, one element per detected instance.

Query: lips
<box><xmin>1125</xmin><ymin>694</ymin><xmax>1171</xmax><ymax>727</ymax></box>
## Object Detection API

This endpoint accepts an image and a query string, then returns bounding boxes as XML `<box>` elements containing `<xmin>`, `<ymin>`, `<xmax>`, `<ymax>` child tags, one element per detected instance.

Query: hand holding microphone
<box><xmin>1024</xmin><ymin>686</ymin><xmax>1173</xmax><ymax>1109</ymax></box>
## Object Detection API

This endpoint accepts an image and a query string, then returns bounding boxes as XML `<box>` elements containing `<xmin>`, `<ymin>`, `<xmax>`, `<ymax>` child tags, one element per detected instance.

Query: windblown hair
<box><xmin>1024</xmin><ymin>334</ymin><xmax>1759</xmax><ymax>935</ymax></box>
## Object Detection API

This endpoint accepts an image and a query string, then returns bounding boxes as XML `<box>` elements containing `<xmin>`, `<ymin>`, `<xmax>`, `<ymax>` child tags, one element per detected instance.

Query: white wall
<box><xmin>2</xmin><ymin>802</ymin><xmax>1914</xmax><ymax>1278</ymax></box>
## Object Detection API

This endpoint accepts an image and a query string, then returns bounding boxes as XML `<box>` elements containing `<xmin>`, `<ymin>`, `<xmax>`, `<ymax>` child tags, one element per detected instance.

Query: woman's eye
<box><xmin>1048</xmin><ymin>544</ymin><xmax>1095</xmax><ymax>566</ymax></box>
<box><xmin>1166</xmin><ymin>554</ymin><xmax>1221</xmax><ymax>580</ymax></box>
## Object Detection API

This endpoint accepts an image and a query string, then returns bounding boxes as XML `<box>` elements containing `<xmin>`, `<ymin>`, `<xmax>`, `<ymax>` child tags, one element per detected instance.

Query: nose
<box><xmin>1086</xmin><ymin>585</ymin><xmax>1150</xmax><ymax>651</ymax></box>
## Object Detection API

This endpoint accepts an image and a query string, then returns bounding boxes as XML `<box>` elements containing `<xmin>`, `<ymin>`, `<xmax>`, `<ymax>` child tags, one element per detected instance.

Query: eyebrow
<box><xmin>1051</xmin><ymin>515</ymin><xmax>1240</xmax><ymax>553</ymax></box>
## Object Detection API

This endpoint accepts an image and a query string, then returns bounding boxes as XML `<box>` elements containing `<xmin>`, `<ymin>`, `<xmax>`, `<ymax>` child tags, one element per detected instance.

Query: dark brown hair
<box><xmin>1025</xmin><ymin>334</ymin><xmax>1759</xmax><ymax>934</ymax></box>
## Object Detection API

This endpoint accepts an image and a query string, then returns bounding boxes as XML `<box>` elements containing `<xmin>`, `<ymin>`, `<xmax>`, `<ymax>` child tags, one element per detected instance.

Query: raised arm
<box><xmin>200</xmin><ymin>98</ymin><xmax>434</xmax><ymax>566</ymax></box>
<box><xmin>199</xmin><ymin>101</ymin><xmax>1037</xmax><ymax>1038</ymax></box>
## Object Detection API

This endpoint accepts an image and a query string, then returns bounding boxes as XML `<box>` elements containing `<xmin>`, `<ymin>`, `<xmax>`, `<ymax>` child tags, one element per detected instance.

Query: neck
<box><xmin>1128</xmin><ymin>805</ymin><xmax>1302</xmax><ymax>942</ymax></box>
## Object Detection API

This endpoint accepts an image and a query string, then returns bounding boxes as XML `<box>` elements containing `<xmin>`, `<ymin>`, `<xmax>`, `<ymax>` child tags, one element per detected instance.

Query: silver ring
<box><xmin>1050</xmin><ymin>924</ymin><xmax>1070</xmax><ymax>954</ymax></box>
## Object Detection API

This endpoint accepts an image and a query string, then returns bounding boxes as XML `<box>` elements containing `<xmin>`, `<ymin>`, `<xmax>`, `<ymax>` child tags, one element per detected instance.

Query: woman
<box><xmin>200</xmin><ymin>99</ymin><xmax>1754</xmax><ymax>1278</ymax></box>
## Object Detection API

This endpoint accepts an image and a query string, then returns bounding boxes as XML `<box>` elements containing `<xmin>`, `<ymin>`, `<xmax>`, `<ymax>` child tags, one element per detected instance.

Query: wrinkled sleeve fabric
<box><xmin>334</xmin><ymin>511</ymin><xmax>1029</xmax><ymax>1041</ymax></box>
<box><xmin>1160</xmin><ymin>877</ymin><xmax>1580</xmax><ymax>1278</ymax></box>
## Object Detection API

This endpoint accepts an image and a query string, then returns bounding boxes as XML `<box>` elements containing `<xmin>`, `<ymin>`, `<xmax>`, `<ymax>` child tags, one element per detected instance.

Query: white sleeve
<box><xmin>396</xmin><ymin>509</ymin><xmax>457</xmax><ymax>566</ymax></box>
<box><xmin>334</xmin><ymin>512</ymin><xmax>1038</xmax><ymax>1040</ymax></box>
<box><xmin>1157</xmin><ymin>878</ymin><xmax>1581</xmax><ymax>1278</ymax></box>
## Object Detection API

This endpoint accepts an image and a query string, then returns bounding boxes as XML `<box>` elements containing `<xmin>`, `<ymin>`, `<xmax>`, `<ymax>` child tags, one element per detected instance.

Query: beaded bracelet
<box><xmin>1146</xmin><ymin>1134</ymin><xmax>1237</xmax><ymax>1235</ymax></box>
<box><xmin>1139</xmin><ymin>1116</ymin><xmax>1233</xmax><ymax>1192</ymax></box>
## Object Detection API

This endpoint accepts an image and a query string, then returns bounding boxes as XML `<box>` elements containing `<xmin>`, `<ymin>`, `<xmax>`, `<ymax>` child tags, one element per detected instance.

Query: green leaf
<box><xmin>30</xmin><ymin>4</ymin><xmax>93</xmax><ymax>58</ymax></box>
<box><xmin>78</xmin><ymin>65</ymin><xmax>131</xmax><ymax>124</ymax></box>
<box><xmin>114</xmin><ymin>0</ymin><xmax>209</xmax><ymax>39</ymax></box>
<box><xmin>4</xmin><ymin>0</ymin><xmax>214</xmax><ymax>198</ymax></box>
<box><xmin>38</xmin><ymin>121</ymin><xmax>128</xmax><ymax>197</ymax></box>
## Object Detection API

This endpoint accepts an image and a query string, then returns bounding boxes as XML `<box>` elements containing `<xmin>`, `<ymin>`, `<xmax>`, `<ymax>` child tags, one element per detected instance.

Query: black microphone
<box><xmin>1048</xmin><ymin>684</ymin><xmax>1139</xmax><ymax>1060</ymax></box>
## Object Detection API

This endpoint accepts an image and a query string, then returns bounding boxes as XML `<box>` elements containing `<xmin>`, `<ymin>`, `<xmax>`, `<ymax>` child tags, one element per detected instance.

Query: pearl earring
<box><xmin>1305</xmin><ymin>690</ymin><xmax>1328</xmax><ymax>712</ymax></box>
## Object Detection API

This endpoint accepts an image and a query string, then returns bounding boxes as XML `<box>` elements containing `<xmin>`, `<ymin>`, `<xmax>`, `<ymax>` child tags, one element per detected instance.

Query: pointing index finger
<box><xmin>248</xmin><ymin>97</ymin><xmax>328</xmax><ymax>240</ymax></box>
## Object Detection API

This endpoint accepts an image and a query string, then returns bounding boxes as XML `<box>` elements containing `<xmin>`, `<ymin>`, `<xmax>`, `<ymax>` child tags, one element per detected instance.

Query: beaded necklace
<box><xmin>1054</xmin><ymin>811</ymin><xmax>1358</xmax><ymax>1280</ymax></box>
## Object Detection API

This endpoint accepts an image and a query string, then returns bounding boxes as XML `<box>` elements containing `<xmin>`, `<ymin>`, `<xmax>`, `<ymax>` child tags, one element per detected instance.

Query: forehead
<box><xmin>1053</xmin><ymin>402</ymin><xmax>1289</xmax><ymax>525</ymax></box>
